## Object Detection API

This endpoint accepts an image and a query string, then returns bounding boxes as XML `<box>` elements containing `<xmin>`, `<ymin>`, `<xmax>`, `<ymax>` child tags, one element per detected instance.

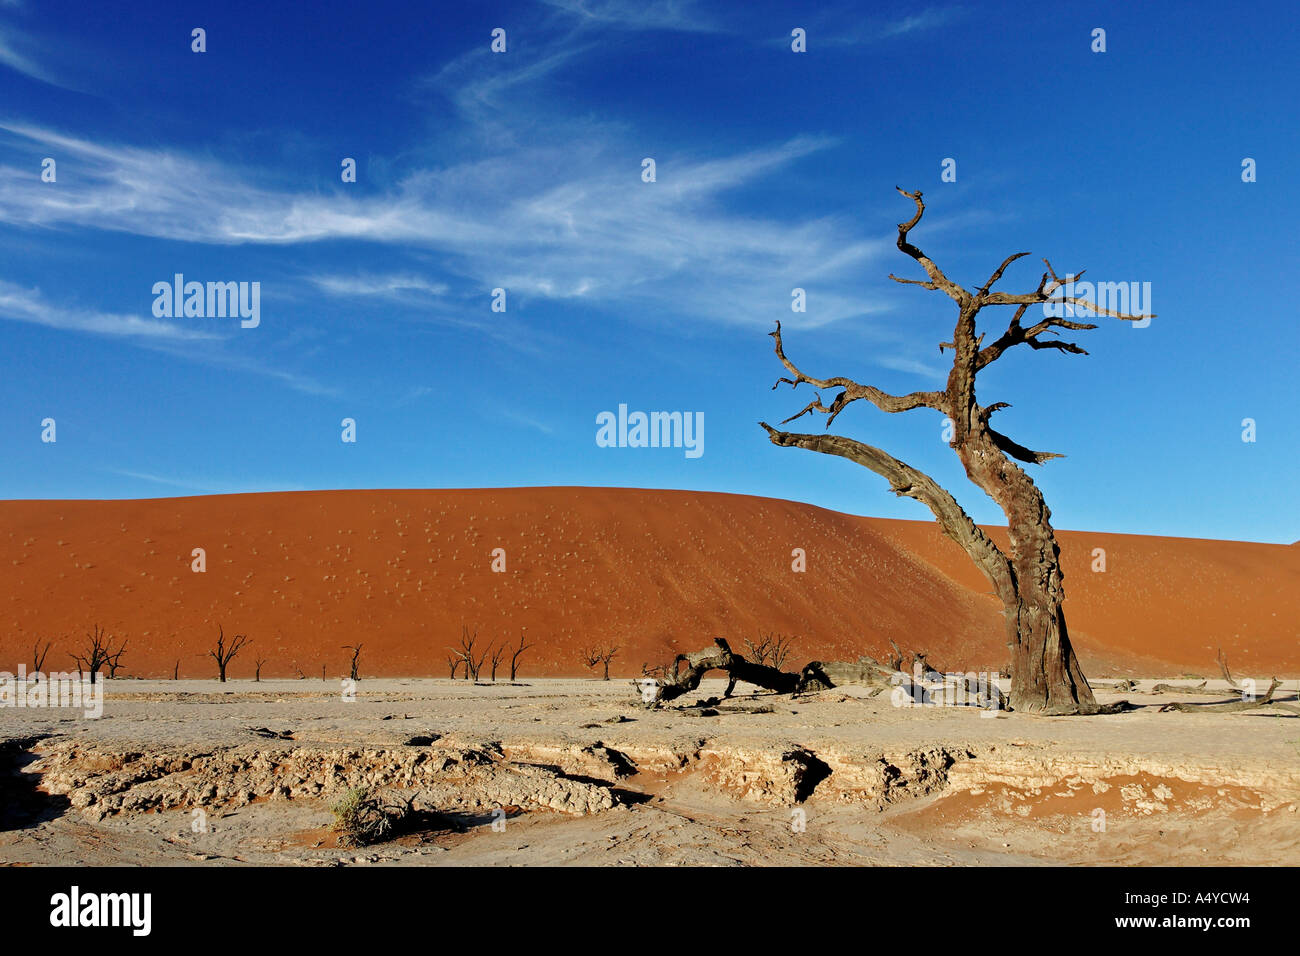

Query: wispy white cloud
<box><xmin>308</xmin><ymin>273</ymin><xmax>449</xmax><ymax>300</ymax></box>
<box><xmin>0</xmin><ymin>10</ymin><xmax>968</xmax><ymax>354</ymax></box>
<box><xmin>427</xmin><ymin>42</ymin><xmax>601</xmax><ymax>127</ymax></box>
<box><xmin>0</xmin><ymin>122</ymin><xmax>891</xmax><ymax>330</ymax></box>
<box><xmin>0</xmin><ymin>279</ymin><xmax>335</xmax><ymax>395</ymax></box>
<box><xmin>537</xmin><ymin>0</ymin><xmax>723</xmax><ymax>33</ymax></box>
<box><xmin>785</xmin><ymin>5</ymin><xmax>966</xmax><ymax>47</ymax></box>
<box><xmin>142</xmin><ymin>336</ymin><xmax>340</xmax><ymax>397</ymax></box>
<box><xmin>0</xmin><ymin>280</ymin><xmax>215</xmax><ymax>340</ymax></box>
<box><xmin>395</xmin><ymin>385</ymin><xmax>434</xmax><ymax>407</ymax></box>
<box><xmin>880</xmin><ymin>6</ymin><xmax>963</xmax><ymax>37</ymax></box>
<box><xmin>0</xmin><ymin>15</ymin><xmax>75</xmax><ymax>88</ymax></box>
<box><xmin>496</xmin><ymin>408</ymin><xmax>555</xmax><ymax>435</ymax></box>
<box><xmin>103</xmin><ymin>468</ymin><xmax>307</xmax><ymax>495</ymax></box>
<box><xmin>0</xmin><ymin>33</ymin><xmax>44</xmax><ymax>81</ymax></box>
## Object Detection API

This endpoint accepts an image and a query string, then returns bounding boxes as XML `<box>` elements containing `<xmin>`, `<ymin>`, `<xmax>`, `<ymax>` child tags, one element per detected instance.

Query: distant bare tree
<box><xmin>745</xmin><ymin>633</ymin><xmax>797</xmax><ymax>670</ymax></box>
<box><xmin>744</xmin><ymin>635</ymin><xmax>771</xmax><ymax>665</ymax></box>
<box><xmin>253</xmin><ymin>657</ymin><xmax>267</xmax><ymax>682</ymax></box>
<box><xmin>32</xmin><ymin>639</ymin><xmax>53</xmax><ymax>680</ymax></box>
<box><xmin>105</xmin><ymin>639</ymin><xmax>129</xmax><ymax>678</ymax></box>
<box><xmin>771</xmin><ymin>634</ymin><xmax>796</xmax><ymax>670</ymax></box>
<box><xmin>455</xmin><ymin>627</ymin><xmax>489</xmax><ymax>682</ymax></box>
<box><xmin>510</xmin><ymin>632</ymin><xmax>533</xmax><ymax>681</ymax></box>
<box><xmin>173</xmin><ymin>660</ymin><xmax>180</xmax><ymax>681</ymax></box>
<box><xmin>70</xmin><ymin>625</ymin><xmax>123</xmax><ymax>684</ymax></box>
<box><xmin>489</xmin><ymin>643</ymin><xmax>507</xmax><ymax>682</ymax></box>
<box><xmin>207</xmin><ymin>625</ymin><xmax>250</xmax><ymax>683</ymax></box>
<box><xmin>582</xmin><ymin>645</ymin><xmax>620</xmax><ymax>681</ymax></box>
<box><xmin>343</xmin><ymin>644</ymin><xmax>362</xmax><ymax>681</ymax></box>
<box><xmin>445</xmin><ymin>653</ymin><xmax>462</xmax><ymax>680</ymax></box>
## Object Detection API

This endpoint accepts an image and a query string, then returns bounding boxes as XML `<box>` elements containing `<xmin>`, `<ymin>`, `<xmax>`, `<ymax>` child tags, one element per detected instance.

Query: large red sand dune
<box><xmin>1</xmin><ymin>488</ymin><xmax>1295</xmax><ymax>680</ymax></box>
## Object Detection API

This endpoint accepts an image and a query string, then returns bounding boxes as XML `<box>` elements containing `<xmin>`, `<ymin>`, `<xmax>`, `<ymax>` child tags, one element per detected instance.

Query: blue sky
<box><xmin>1</xmin><ymin>0</ymin><xmax>1296</xmax><ymax>543</ymax></box>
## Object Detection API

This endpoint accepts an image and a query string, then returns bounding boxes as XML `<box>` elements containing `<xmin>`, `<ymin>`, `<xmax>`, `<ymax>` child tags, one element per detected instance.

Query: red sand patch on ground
<box><xmin>0</xmin><ymin>488</ymin><xmax>1295</xmax><ymax>679</ymax></box>
<box><xmin>902</xmin><ymin>773</ymin><xmax>1276</xmax><ymax>826</ymax></box>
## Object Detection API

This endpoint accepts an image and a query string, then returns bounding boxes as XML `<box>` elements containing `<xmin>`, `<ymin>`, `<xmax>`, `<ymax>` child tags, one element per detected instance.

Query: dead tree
<box><xmin>254</xmin><ymin>657</ymin><xmax>267</xmax><ymax>682</ymax></box>
<box><xmin>343</xmin><ymin>644</ymin><xmax>362</xmax><ymax>681</ymax></box>
<box><xmin>761</xmin><ymin>188</ymin><xmax>1152</xmax><ymax>715</ymax></box>
<box><xmin>208</xmin><ymin>625</ymin><xmax>250</xmax><ymax>682</ymax></box>
<box><xmin>445</xmin><ymin>653</ymin><xmax>462</xmax><ymax>680</ymax></box>
<box><xmin>582</xmin><ymin>645</ymin><xmax>620</xmax><ymax>681</ymax></box>
<box><xmin>173</xmin><ymin>660</ymin><xmax>180</xmax><ymax>681</ymax></box>
<box><xmin>70</xmin><ymin>624</ymin><xmax>122</xmax><ymax>684</ymax></box>
<box><xmin>772</xmin><ymin>634</ymin><xmax>796</xmax><ymax>670</ymax></box>
<box><xmin>456</xmin><ymin>627</ymin><xmax>489</xmax><ymax>682</ymax></box>
<box><xmin>747</xmin><ymin>632</ymin><xmax>797</xmax><ymax>670</ymax></box>
<box><xmin>510</xmin><ymin>633</ymin><xmax>533</xmax><ymax>681</ymax></box>
<box><xmin>489</xmin><ymin>643</ymin><xmax>507</xmax><ymax>682</ymax></box>
<box><xmin>744</xmin><ymin>635</ymin><xmax>774</xmax><ymax>665</ymax></box>
<box><xmin>104</xmin><ymin>639</ymin><xmax>128</xmax><ymax>678</ymax></box>
<box><xmin>32</xmin><ymin>639</ymin><xmax>52</xmax><ymax>680</ymax></box>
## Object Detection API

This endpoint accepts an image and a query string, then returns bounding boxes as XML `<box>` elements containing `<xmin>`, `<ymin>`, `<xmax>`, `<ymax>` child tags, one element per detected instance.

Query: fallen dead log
<box><xmin>1149</xmin><ymin>680</ymin><xmax>1224</xmax><ymax>695</ymax></box>
<box><xmin>1092</xmin><ymin>679</ymin><xmax>1137</xmax><ymax>692</ymax></box>
<box><xmin>638</xmin><ymin>638</ymin><xmax>798</xmax><ymax>705</ymax></box>
<box><xmin>636</xmin><ymin>639</ymin><xmax>1006</xmax><ymax>711</ymax></box>
<box><xmin>1157</xmin><ymin>678</ymin><xmax>1296</xmax><ymax>714</ymax></box>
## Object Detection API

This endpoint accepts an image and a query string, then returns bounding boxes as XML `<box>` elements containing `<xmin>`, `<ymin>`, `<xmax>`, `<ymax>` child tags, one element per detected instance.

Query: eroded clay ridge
<box><xmin>16</xmin><ymin>735</ymin><xmax>1299</xmax><ymax>822</ymax></box>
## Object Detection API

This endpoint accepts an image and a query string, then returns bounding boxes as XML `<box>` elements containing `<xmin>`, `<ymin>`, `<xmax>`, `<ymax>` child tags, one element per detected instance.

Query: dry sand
<box><xmin>1</xmin><ymin>488</ymin><xmax>1296</xmax><ymax>679</ymax></box>
<box><xmin>2</xmin><ymin>677</ymin><xmax>1297</xmax><ymax>867</ymax></box>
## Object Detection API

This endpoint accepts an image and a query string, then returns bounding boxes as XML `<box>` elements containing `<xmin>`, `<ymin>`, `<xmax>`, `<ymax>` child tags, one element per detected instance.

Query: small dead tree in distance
<box><xmin>208</xmin><ymin>625</ymin><xmax>250</xmax><ymax>682</ymax></box>
<box><xmin>761</xmin><ymin>188</ymin><xmax>1152</xmax><ymax>714</ymax></box>
<box><xmin>489</xmin><ymin>642</ymin><xmax>507</xmax><ymax>682</ymax></box>
<box><xmin>343</xmin><ymin>643</ymin><xmax>362</xmax><ymax>681</ymax></box>
<box><xmin>105</xmin><ymin>639</ymin><xmax>128</xmax><ymax>678</ymax></box>
<box><xmin>445</xmin><ymin>653</ymin><xmax>462</xmax><ymax>680</ymax></box>
<box><xmin>32</xmin><ymin>639</ymin><xmax>53</xmax><ymax>681</ymax></box>
<box><xmin>254</xmin><ymin>657</ymin><xmax>267</xmax><ymax>682</ymax></box>
<box><xmin>582</xmin><ymin>645</ymin><xmax>619</xmax><ymax>681</ymax></box>
<box><xmin>70</xmin><ymin>624</ymin><xmax>123</xmax><ymax>684</ymax></box>
<box><xmin>455</xmin><ymin>626</ymin><xmax>489</xmax><ymax>682</ymax></box>
<box><xmin>510</xmin><ymin>632</ymin><xmax>533</xmax><ymax>681</ymax></box>
<box><xmin>745</xmin><ymin>633</ymin><xmax>796</xmax><ymax>670</ymax></box>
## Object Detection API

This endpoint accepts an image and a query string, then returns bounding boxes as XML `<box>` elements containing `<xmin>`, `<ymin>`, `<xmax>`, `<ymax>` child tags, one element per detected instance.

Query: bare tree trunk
<box><xmin>957</xmin><ymin>427</ymin><xmax>1096</xmax><ymax>714</ymax></box>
